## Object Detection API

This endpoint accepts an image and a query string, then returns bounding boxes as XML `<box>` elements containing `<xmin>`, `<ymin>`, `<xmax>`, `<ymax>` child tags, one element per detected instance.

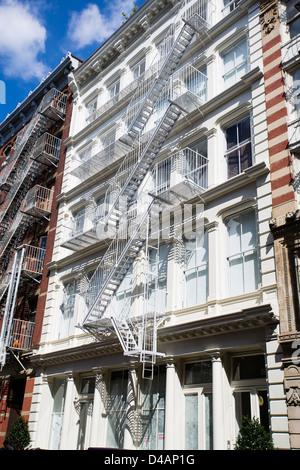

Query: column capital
<box><xmin>206</xmin><ymin>349</ymin><xmax>222</xmax><ymax>361</ymax></box>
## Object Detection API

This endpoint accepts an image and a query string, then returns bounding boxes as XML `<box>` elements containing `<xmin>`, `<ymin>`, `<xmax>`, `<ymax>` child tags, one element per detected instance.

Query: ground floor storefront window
<box><xmin>183</xmin><ymin>361</ymin><xmax>213</xmax><ymax>450</ymax></box>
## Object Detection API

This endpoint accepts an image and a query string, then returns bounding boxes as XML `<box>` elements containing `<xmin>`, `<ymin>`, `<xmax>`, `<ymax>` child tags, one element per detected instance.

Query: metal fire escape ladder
<box><xmin>0</xmin><ymin>247</ymin><xmax>25</xmax><ymax>370</ymax></box>
<box><xmin>125</xmin><ymin>21</ymin><xmax>196</xmax><ymax>143</ymax></box>
<box><xmin>82</xmin><ymin>103</ymin><xmax>181</xmax><ymax>331</ymax></box>
<box><xmin>82</xmin><ymin>12</ymin><xmax>207</xmax><ymax>371</ymax></box>
<box><xmin>0</xmin><ymin>113</ymin><xmax>48</xmax><ymax>226</ymax></box>
<box><xmin>0</xmin><ymin>89</ymin><xmax>66</xmax><ymax>230</ymax></box>
<box><xmin>82</xmin><ymin>199</ymin><xmax>156</xmax><ymax>333</ymax></box>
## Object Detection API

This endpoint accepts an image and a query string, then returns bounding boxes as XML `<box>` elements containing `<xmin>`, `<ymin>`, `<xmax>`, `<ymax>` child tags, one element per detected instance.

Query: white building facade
<box><xmin>29</xmin><ymin>0</ymin><xmax>290</xmax><ymax>450</ymax></box>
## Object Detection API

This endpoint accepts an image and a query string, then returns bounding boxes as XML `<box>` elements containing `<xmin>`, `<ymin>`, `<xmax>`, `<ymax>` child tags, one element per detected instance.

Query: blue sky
<box><xmin>0</xmin><ymin>0</ymin><xmax>145</xmax><ymax>123</ymax></box>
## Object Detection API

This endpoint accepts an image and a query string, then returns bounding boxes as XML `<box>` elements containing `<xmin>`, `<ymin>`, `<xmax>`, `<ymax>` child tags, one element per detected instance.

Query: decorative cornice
<box><xmin>158</xmin><ymin>304</ymin><xmax>277</xmax><ymax>343</ymax></box>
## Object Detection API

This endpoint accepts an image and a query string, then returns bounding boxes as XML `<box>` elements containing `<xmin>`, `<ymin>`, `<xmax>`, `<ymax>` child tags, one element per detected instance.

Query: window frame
<box><xmin>182</xmin><ymin>361</ymin><xmax>213</xmax><ymax>450</ymax></box>
<box><xmin>224</xmin><ymin>114</ymin><xmax>253</xmax><ymax>179</ymax></box>
<box><xmin>108</xmin><ymin>79</ymin><xmax>120</xmax><ymax>99</ymax></box>
<box><xmin>222</xmin><ymin>37</ymin><xmax>248</xmax><ymax>88</ymax></box>
<box><xmin>133</xmin><ymin>58</ymin><xmax>146</xmax><ymax>80</ymax></box>
<box><xmin>226</xmin><ymin>209</ymin><xmax>259</xmax><ymax>297</ymax></box>
<box><xmin>183</xmin><ymin>228</ymin><xmax>209</xmax><ymax>308</ymax></box>
<box><xmin>59</xmin><ymin>278</ymin><xmax>78</xmax><ymax>339</ymax></box>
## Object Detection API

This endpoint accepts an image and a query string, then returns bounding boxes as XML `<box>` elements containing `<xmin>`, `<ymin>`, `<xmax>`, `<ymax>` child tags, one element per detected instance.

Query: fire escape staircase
<box><xmin>80</xmin><ymin>10</ymin><xmax>209</xmax><ymax>374</ymax></box>
<box><xmin>0</xmin><ymin>89</ymin><xmax>66</xmax><ymax>239</ymax></box>
<box><xmin>0</xmin><ymin>245</ymin><xmax>45</xmax><ymax>370</ymax></box>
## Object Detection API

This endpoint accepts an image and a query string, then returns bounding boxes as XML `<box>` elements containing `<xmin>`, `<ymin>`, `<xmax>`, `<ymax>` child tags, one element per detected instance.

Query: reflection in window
<box><xmin>286</xmin><ymin>0</ymin><xmax>300</xmax><ymax>39</ymax></box>
<box><xmin>49</xmin><ymin>379</ymin><xmax>66</xmax><ymax>450</ymax></box>
<box><xmin>185</xmin><ymin>361</ymin><xmax>212</xmax><ymax>384</ymax></box>
<box><xmin>232</xmin><ymin>355</ymin><xmax>266</xmax><ymax>381</ymax></box>
<box><xmin>225</xmin><ymin>116</ymin><xmax>252</xmax><ymax>178</ymax></box>
<box><xmin>147</xmin><ymin>244</ymin><xmax>168</xmax><ymax>313</ymax></box>
<box><xmin>141</xmin><ymin>366</ymin><xmax>166</xmax><ymax>450</ymax></box>
<box><xmin>59</xmin><ymin>279</ymin><xmax>77</xmax><ymax>339</ymax></box>
<box><xmin>184</xmin><ymin>229</ymin><xmax>208</xmax><ymax>307</ymax></box>
<box><xmin>106</xmin><ymin>370</ymin><xmax>128</xmax><ymax>448</ymax></box>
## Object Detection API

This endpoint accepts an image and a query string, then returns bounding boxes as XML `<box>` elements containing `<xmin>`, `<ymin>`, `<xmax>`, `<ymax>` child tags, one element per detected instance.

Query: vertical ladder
<box><xmin>0</xmin><ymin>247</ymin><xmax>25</xmax><ymax>370</ymax></box>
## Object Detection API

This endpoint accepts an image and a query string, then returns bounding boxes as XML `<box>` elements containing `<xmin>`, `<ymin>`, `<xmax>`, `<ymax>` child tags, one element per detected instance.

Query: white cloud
<box><xmin>67</xmin><ymin>1</ymin><xmax>137</xmax><ymax>50</ymax></box>
<box><xmin>0</xmin><ymin>0</ymin><xmax>48</xmax><ymax>81</ymax></box>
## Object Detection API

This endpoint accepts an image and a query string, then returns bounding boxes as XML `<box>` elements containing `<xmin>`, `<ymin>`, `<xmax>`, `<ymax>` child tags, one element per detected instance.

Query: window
<box><xmin>286</xmin><ymin>0</ymin><xmax>300</xmax><ymax>39</ymax></box>
<box><xmin>225</xmin><ymin>115</ymin><xmax>252</xmax><ymax>178</ymax></box>
<box><xmin>232</xmin><ymin>355</ymin><xmax>269</xmax><ymax>437</ymax></box>
<box><xmin>223</xmin><ymin>0</ymin><xmax>241</xmax><ymax>15</ymax></box>
<box><xmin>78</xmin><ymin>144</ymin><xmax>94</xmax><ymax>162</ymax></box>
<box><xmin>184</xmin><ymin>362</ymin><xmax>213</xmax><ymax>450</ymax></box>
<box><xmin>223</xmin><ymin>38</ymin><xmax>248</xmax><ymax>87</ymax></box>
<box><xmin>86</xmin><ymin>97</ymin><xmax>97</xmax><ymax>117</ymax></box>
<box><xmin>77</xmin><ymin>377</ymin><xmax>95</xmax><ymax>450</ymax></box>
<box><xmin>147</xmin><ymin>244</ymin><xmax>168</xmax><ymax>313</ymax></box>
<box><xmin>227</xmin><ymin>210</ymin><xmax>259</xmax><ymax>296</ymax></box>
<box><xmin>294</xmin><ymin>251</ymin><xmax>300</xmax><ymax>326</ymax></box>
<box><xmin>291</xmin><ymin>68</ymin><xmax>300</xmax><ymax>118</ymax></box>
<box><xmin>59</xmin><ymin>279</ymin><xmax>77</xmax><ymax>338</ymax></box>
<box><xmin>133</xmin><ymin>59</ymin><xmax>146</xmax><ymax>79</ymax></box>
<box><xmin>184</xmin><ymin>229</ymin><xmax>208</xmax><ymax>307</ymax></box>
<box><xmin>106</xmin><ymin>370</ymin><xmax>128</xmax><ymax>448</ymax></box>
<box><xmin>116</xmin><ymin>265</ymin><xmax>133</xmax><ymax>315</ymax></box>
<box><xmin>108</xmin><ymin>79</ymin><xmax>120</xmax><ymax>99</ymax></box>
<box><xmin>141</xmin><ymin>365</ymin><xmax>166</xmax><ymax>450</ymax></box>
<box><xmin>49</xmin><ymin>378</ymin><xmax>66</xmax><ymax>450</ymax></box>
<box><xmin>72</xmin><ymin>207</ymin><xmax>85</xmax><ymax>236</ymax></box>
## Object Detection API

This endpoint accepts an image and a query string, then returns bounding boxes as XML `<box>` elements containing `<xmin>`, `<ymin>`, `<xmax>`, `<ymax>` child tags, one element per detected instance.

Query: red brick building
<box><xmin>0</xmin><ymin>53</ymin><xmax>80</xmax><ymax>446</ymax></box>
<box><xmin>260</xmin><ymin>0</ymin><xmax>300</xmax><ymax>449</ymax></box>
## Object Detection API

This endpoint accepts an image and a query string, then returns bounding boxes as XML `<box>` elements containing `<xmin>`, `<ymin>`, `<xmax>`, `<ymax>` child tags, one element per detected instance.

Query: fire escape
<box><xmin>0</xmin><ymin>88</ymin><xmax>67</xmax><ymax>370</ymax></box>
<box><xmin>80</xmin><ymin>1</ymin><xmax>211</xmax><ymax>378</ymax></box>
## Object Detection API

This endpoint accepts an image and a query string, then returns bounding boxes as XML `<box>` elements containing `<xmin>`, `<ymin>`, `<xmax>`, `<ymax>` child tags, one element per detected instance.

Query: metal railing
<box><xmin>40</xmin><ymin>88</ymin><xmax>68</xmax><ymax>118</ymax></box>
<box><xmin>152</xmin><ymin>147</ymin><xmax>208</xmax><ymax>195</ymax></box>
<box><xmin>32</xmin><ymin>133</ymin><xmax>61</xmax><ymax>165</ymax></box>
<box><xmin>23</xmin><ymin>185</ymin><xmax>54</xmax><ymax>216</ymax></box>
<box><xmin>22</xmin><ymin>245</ymin><xmax>46</xmax><ymax>275</ymax></box>
<box><xmin>88</xmin><ymin>28</ymin><xmax>176</xmax><ymax>126</ymax></box>
<box><xmin>7</xmin><ymin>318</ymin><xmax>35</xmax><ymax>351</ymax></box>
<box><xmin>172</xmin><ymin>64</ymin><xmax>207</xmax><ymax>101</ymax></box>
<box><xmin>182</xmin><ymin>0</ymin><xmax>212</xmax><ymax>24</ymax></box>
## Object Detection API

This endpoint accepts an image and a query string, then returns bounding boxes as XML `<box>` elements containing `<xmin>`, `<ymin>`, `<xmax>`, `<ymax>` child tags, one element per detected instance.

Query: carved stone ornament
<box><xmin>260</xmin><ymin>0</ymin><xmax>279</xmax><ymax>34</ymax></box>
<box><xmin>287</xmin><ymin>387</ymin><xmax>300</xmax><ymax>406</ymax></box>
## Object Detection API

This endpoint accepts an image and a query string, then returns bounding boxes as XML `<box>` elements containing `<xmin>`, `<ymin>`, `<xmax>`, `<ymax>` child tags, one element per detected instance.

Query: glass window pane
<box><xmin>229</xmin><ymin>256</ymin><xmax>244</xmax><ymax>296</ymax></box>
<box><xmin>185</xmin><ymin>362</ymin><xmax>212</xmax><ymax>384</ymax></box>
<box><xmin>238</xmin><ymin>117</ymin><xmax>251</xmax><ymax>143</ymax></box>
<box><xmin>244</xmin><ymin>252</ymin><xmax>258</xmax><ymax>292</ymax></box>
<box><xmin>141</xmin><ymin>366</ymin><xmax>165</xmax><ymax>450</ymax></box>
<box><xmin>204</xmin><ymin>393</ymin><xmax>213</xmax><ymax>450</ymax></box>
<box><xmin>241</xmin><ymin>211</ymin><xmax>256</xmax><ymax>251</ymax></box>
<box><xmin>234</xmin><ymin>391</ymin><xmax>251</xmax><ymax>434</ymax></box>
<box><xmin>226</xmin><ymin>124</ymin><xmax>238</xmax><ymax>150</ymax></box>
<box><xmin>232</xmin><ymin>355</ymin><xmax>266</xmax><ymax>380</ymax></box>
<box><xmin>227</xmin><ymin>150</ymin><xmax>240</xmax><ymax>178</ymax></box>
<box><xmin>235</xmin><ymin>41</ymin><xmax>247</xmax><ymax>66</ymax></box>
<box><xmin>106</xmin><ymin>370</ymin><xmax>128</xmax><ymax>449</ymax></box>
<box><xmin>185</xmin><ymin>394</ymin><xmax>198</xmax><ymax>450</ymax></box>
<box><xmin>240</xmin><ymin>142</ymin><xmax>252</xmax><ymax>172</ymax></box>
<box><xmin>228</xmin><ymin>217</ymin><xmax>241</xmax><ymax>256</ymax></box>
